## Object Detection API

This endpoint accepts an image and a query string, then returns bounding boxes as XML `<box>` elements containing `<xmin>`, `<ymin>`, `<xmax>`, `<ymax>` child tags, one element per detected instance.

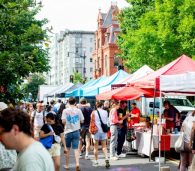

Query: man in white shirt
<box><xmin>0</xmin><ymin>108</ymin><xmax>54</xmax><ymax>171</ymax></box>
<box><xmin>62</xmin><ymin>97</ymin><xmax>84</xmax><ymax>171</ymax></box>
<box><xmin>32</xmin><ymin>102</ymin><xmax>45</xmax><ymax>140</ymax></box>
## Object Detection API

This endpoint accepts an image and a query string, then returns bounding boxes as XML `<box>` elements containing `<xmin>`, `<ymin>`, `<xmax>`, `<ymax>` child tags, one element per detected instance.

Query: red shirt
<box><xmin>131</xmin><ymin>107</ymin><xmax>141</xmax><ymax>124</ymax></box>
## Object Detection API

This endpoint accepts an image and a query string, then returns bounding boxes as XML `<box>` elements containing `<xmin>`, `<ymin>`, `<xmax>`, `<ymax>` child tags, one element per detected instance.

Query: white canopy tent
<box><xmin>160</xmin><ymin>72</ymin><xmax>195</xmax><ymax>93</ymax></box>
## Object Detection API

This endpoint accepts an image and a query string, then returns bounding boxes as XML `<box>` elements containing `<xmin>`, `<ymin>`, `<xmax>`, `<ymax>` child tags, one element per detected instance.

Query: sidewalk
<box><xmin>60</xmin><ymin>149</ymin><xmax>178</xmax><ymax>171</ymax></box>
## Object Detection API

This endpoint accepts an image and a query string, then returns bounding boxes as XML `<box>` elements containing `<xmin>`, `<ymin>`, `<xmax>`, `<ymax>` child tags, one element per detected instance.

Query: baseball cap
<box><xmin>80</xmin><ymin>97</ymin><xmax>87</xmax><ymax>104</ymax></box>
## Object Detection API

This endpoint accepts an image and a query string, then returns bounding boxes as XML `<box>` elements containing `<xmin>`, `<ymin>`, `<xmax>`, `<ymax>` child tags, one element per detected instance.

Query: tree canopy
<box><xmin>117</xmin><ymin>0</ymin><xmax>195</xmax><ymax>71</ymax></box>
<box><xmin>0</xmin><ymin>0</ymin><xmax>50</xmax><ymax>103</ymax></box>
<box><xmin>22</xmin><ymin>73</ymin><xmax>45</xmax><ymax>102</ymax></box>
<box><xmin>72</xmin><ymin>72</ymin><xmax>86</xmax><ymax>84</ymax></box>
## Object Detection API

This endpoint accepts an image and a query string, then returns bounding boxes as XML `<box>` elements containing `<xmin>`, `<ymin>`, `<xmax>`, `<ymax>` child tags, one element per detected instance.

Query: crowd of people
<box><xmin>0</xmin><ymin>98</ymin><xmax>195</xmax><ymax>171</ymax></box>
<box><xmin>0</xmin><ymin>98</ymin><xmax>142</xmax><ymax>171</ymax></box>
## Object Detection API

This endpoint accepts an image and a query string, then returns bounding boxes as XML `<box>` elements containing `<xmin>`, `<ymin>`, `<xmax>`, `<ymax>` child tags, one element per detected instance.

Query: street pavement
<box><xmin>60</xmin><ymin>150</ymin><xmax>178</xmax><ymax>171</ymax></box>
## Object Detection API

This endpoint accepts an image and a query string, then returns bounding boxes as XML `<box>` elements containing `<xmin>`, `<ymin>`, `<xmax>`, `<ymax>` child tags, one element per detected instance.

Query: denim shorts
<box><xmin>93</xmin><ymin>132</ymin><xmax>107</xmax><ymax>141</ymax></box>
<box><xmin>65</xmin><ymin>130</ymin><xmax>80</xmax><ymax>149</ymax></box>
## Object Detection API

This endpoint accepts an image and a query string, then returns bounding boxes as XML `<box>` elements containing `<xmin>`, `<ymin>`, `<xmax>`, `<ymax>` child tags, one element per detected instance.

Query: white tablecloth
<box><xmin>132</xmin><ymin>131</ymin><xmax>180</xmax><ymax>156</ymax></box>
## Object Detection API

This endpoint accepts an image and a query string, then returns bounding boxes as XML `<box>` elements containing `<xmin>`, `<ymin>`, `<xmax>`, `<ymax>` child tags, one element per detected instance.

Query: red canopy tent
<box><xmin>132</xmin><ymin>54</ymin><xmax>195</xmax><ymax>90</ymax></box>
<box><xmin>96</xmin><ymin>86</ymin><xmax>158</xmax><ymax>100</ymax></box>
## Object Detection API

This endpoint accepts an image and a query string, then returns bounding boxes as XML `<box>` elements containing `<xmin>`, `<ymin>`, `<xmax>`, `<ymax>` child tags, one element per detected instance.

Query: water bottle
<box><xmin>175</xmin><ymin>128</ymin><xmax>178</xmax><ymax>134</ymax></box>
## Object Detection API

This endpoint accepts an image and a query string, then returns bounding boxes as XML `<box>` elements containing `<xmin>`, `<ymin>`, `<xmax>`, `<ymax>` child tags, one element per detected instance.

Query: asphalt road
<box><xmin>60</xmin><ymin>149</ymin><xmax>178</xmax><ymax>171</ymax></box>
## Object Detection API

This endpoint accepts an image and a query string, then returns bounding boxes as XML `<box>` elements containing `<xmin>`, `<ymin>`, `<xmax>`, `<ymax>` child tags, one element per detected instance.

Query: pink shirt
<box><xmin>109</xmin><ymin>108</ymin><xmax>119</xmax><ymax>125</ymax></box>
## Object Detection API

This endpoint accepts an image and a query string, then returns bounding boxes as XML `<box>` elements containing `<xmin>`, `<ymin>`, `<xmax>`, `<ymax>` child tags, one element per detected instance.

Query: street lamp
<box><xmin>114</xmin><ymin>55</ymin><xmax>124</xmax><ymax>71</ymax></box>
<box><xmin>67</xmin><ymin>51</ymin><xmax>86</xmax><ymax>79</ymax></box>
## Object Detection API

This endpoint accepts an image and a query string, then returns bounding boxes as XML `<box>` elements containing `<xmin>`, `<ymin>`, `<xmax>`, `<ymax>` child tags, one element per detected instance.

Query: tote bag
<box><xmin>39</xmin><ymin>124</ymin><xmax>54</xmax><ymax>149</ymax></box>
<box><xmin>39</xmin><ymin>135</ymin><xmax>53</xmax><ymax>149</ymax></box>
<box><xmin>89</xmin><ymin>112</ymin><xmax>98</xmax><ymax>134</ymax></box>
<box><xmin>175</xmin><ymin>132</ymin><xmax>184</xmax><ymax>153</ymax></box>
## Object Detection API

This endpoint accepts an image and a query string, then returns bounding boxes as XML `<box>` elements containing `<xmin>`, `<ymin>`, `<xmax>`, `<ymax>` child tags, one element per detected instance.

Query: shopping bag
<box><xmin>126</xmin><ymin>128</ymin><xmax>136</xmax><ymax>142</ymax></box>
<box><xmin>89</xmin><ymin>112</ymin><xmax>98</xmax><ymax>134</ymax></box>
<box><xmin>39</xmin><ymin>135</ymin><xmax>53</xmax><ymax>149</ymax></box>
<box><xmin>174</xmin><ymin>132</ymin><xmax>184</xmax><ymax>153</ymax></box>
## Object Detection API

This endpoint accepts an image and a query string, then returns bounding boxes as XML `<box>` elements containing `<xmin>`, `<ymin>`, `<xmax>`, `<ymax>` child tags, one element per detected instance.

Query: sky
<box><xmin>38</xmin><ymin>0</ymin><xmax>129</xmax><ymax>33</ymax></box>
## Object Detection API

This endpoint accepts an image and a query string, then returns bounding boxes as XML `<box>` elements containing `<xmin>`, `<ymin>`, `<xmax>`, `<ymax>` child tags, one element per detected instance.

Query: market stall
<box><xmin>132</xmin><ymin>131</ymin><xmax>180</xmax><ymax>157</ymax></box>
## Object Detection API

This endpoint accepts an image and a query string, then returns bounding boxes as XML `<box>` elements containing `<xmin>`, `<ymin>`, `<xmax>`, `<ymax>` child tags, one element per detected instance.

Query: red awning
<box><xmin>96</xmin><ymin>86</ymin><xmax>158</xmax><ymax>100</ymax></box>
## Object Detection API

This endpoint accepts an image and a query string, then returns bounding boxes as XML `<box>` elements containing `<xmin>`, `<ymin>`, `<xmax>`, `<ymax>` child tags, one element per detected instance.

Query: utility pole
<box><xmin>68</xmin><ymin>51</ymin><xmax>86</xmax><ymax>83</ymax></box>
<box><xmin>83</xmin><ymin>51</ymin><xmax>86</xmax><ymax>79</ymax></box>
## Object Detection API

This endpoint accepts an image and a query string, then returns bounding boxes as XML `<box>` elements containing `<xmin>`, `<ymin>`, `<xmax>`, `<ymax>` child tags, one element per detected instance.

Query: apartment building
<box><xmin>47</xmin><ymin>29</ymin><xmax>95</xmax><ymax>85</ymax></box>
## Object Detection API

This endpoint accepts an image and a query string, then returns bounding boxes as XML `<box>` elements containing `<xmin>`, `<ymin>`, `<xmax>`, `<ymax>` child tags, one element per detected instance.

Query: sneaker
<box><xmin>110</xmin><ymin>156</ymin><xmax>119</xmax><ymax>160</ymax></box>
<box><xmin>105</xmin><ymin>160</ymin><xmax>110</xmax><ymax>169</ymax></box>
<box><xmin>118</xmin><ymin>153</ymin><xmax>126</xmax><ymax>158</ymax></box>
<box><xmin>79</xmin><ymin>154</ymin><xmax>83</xmax><ymax>159</ymax></box>
<box><xmin>93</xmin><ymin>161</ymin><xmax>99</xmax><ymax>167</ymax></box>
<box><xmin>85</xmin><ymin>155</ymin><xmax>90</xmax><ymax>160</ymax></box>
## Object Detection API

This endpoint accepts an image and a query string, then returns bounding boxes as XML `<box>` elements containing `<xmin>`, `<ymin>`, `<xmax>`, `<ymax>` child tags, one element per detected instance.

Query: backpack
<box><xmin>32</xmin><ymin>110</ymin><xmax>46</xmax><ymax>125</ymax></box>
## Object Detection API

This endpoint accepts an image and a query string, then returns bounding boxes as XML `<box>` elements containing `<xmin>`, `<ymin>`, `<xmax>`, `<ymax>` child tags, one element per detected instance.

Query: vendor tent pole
<box><xmin>149</xmin><ymin>88</ymin><xmax>156</xmax><ymax>162</ymax></box>
<box><xmin>159</xmin><ymin>77</ymin><xmax>162</xmax><ymax>171</ymax></box>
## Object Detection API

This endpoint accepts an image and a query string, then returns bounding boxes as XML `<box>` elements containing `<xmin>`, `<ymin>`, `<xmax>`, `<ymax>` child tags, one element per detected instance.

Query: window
<box><xmin>95</xmin><ymin>60</ymin><xmax>96</xmax><ymax>69</ymax></box>
<box><xmin>97</xmin><ymin>57</ymin><xmax>100</xmax><ymax>68</ymax></box>
<box><xmin>90</xmin><ymin>47</ymin><xmax>93</xmax><ymax>52</ymax></box>
<box><xmin>105</xmin><ymin>55</ymin><xmax>109</xmax><ymax>76</ymax></box>
<box><xmin>90</xmin><ymin>58</ymin><xmax>93</xmax><ymax>62</ymax></box>
<box><xmin>90</xmin><ymin>68</ymin><xmax>93</xmax><ymax>72</ymax></box>
<box><xmin>98</xmin><ymin>39</ymin><xmax>100</xmax><ymax>48</ymax></box>
<box><xmin>75</xmin><ymin>47</ymin><xmax>79</xmax><ymax>53</ymax></box>
<box><xmin>90</xmin><ymin>38</ymin><xmax>93</xmax><ymax>42</ymax></box>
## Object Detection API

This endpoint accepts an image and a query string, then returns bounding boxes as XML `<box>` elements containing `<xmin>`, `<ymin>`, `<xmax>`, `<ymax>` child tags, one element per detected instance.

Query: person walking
<box><xmin>56</xmin><ymin>103</ymin><xmax>66</xmax><ymax>128</ymax></box>
<box><xmin>91</xmin><ymin>101</ymin><xmax>110</xmax><ymax>168</ymax></box>
<box><xmin>0</xmin><ymin>108</ymin><xmax>54</xmax><ymax>171</ymax></box>
<box><xmin>78</xmin><ymin>98</ymin><xmax>93</xmax><ymax>160</ymax></box>
<box><xmin>31</xmin><ymin>102</ymin><xmax>46</xmax><ymax>140</ymax></box>
<box><xmin>179</xmin><ymin>110</ymin><xmax>195</xmax><ymax>171</ymax></box>
<box><xmin>26</xmin><ymin>103</ymin><xmax>34</xmax><ymax>117</ymax></box>
<box><xmin>62</xmin><ymin>97</ymin><xmax>84</xmax><ymax>171</ymax></box>
<box><xmin>40</xmin><ymin>113</ymin><xmax>65</xmax><ymax>171</ymax></box>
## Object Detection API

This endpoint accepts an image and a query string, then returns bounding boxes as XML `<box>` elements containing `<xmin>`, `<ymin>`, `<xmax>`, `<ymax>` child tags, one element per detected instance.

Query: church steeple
<box><xmin>97</xmin><ymin>9</ymin><xmax>103</xmax><ymax>28</ymax></box>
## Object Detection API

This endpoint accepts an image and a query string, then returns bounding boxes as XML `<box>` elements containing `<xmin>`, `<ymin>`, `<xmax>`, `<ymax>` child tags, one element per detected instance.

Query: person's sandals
<box><xmin>76</xmin><ymin>166</ymin><xmax>81</xmax><ymax>171</ymax></box>
<box><xmin>64</xmin><ymin>165</ymin><xmax>69</xmax><ymax>170</ymax></box>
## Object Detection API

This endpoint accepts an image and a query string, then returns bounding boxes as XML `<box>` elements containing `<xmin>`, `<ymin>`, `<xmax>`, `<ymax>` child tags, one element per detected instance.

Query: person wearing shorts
<box><xmin>62</xmin><ymin>97</ymin><xmax>84</xmax><ymax>171</ymax></box>
<box><xmin>78</xmin><ymin>98</ymin><xmax>93</xmax><ymax>159</ymax></box>
<box><xmin>40</xmin><ymin>113</ymin><xmax>65</xmax><ymax>171</ymax></box>
<box><xmin>91</xmin><ymin>101</ymin><xmax>109</xmax><ymax>168</ymax></box>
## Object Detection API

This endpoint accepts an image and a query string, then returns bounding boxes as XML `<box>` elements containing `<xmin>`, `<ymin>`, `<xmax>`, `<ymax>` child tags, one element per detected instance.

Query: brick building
<box><xmin>92</xmin><ymin>4</ymin><xmax>123</xmax><ymax>79</ymax></box>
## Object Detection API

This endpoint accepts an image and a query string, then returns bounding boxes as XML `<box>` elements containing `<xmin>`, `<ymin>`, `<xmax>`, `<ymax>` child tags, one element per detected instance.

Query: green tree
<box><xmin>117</xmin><ymin>0</ymin><xmax>195</xmax><ymax>71</ymax></box>
<box><xmin>73</xmin><ymin>72</ymin><xmax>86</xmax><ymax>84</ymax></box>
<box><xmin>0</xmin><ymin>0</ymin><xmax>50</xmax><ymax>103</ymax></box>
<box><xmin>22</xmin><ymin>73</ymin><xmax>46</xmax><ymax>102</ymax></box>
